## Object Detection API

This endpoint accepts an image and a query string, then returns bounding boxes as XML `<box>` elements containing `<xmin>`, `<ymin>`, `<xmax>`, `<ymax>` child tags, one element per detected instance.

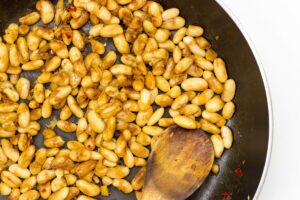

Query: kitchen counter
<box><xmin>223</xmin><ymin>0</ymin><xmax>300</xmax><ymax>199</ymax></box>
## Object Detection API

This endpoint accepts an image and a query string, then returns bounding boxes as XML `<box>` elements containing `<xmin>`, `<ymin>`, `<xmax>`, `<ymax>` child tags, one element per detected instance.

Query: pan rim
<box><xmin>215</xmin><ymin>0</ymin><xmax>273</xmax><ymax>199</ymax></box>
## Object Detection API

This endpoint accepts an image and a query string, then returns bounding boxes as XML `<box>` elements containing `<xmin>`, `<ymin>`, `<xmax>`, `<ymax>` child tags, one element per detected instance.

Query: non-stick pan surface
<box><xmin>0</xmin><ymin>0</ymin><xmax>271</xmax><ymax>199</ymax></box>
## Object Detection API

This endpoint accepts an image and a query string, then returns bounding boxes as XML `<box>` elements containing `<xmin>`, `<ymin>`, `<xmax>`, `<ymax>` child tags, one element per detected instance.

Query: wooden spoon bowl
<box><xmin>141</xmin><ymin>126</ymin><xmax>214</xmax><ymax>200</ymax></box>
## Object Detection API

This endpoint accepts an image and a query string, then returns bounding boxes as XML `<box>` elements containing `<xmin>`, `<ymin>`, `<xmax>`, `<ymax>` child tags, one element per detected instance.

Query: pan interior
<box><xmin>0</xmin><ymin>0</ymin><xmax>269</xmax><ymax>199</ymax></box>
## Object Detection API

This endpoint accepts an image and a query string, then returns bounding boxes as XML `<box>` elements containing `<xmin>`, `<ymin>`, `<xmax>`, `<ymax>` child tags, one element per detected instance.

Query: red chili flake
<box><xmin>65</xmin><ymin>33</ymin><xmax>72</xmax><ymax>39</ymax></box>
<box><xmin>221</xmin><ymin>191</ymin><xmax>232</xmax><ymax>197</ymax></box>
<box><xmin>234</xmin><ymin>167</ymin><xmax>244</xmax><ymax>177</ymax></box>
<box><xmin>67</xmin><ymin>5</ymin><xmax>77</xmax><ymax>12</ymax></box>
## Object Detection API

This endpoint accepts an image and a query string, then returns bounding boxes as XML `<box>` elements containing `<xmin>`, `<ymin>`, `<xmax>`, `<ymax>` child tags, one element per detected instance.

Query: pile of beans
<box><xmin>0</xmin><ymin>0</ymin><xmax>236</xmax><ymax>199</ymax></box>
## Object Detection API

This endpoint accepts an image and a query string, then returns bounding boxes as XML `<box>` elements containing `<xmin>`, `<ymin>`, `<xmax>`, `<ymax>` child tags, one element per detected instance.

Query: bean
<box><xmin>77</xmin><ymin>195</ymin><xmax>97</xmax><ymax>200</ymax></box>
<box><xmin>17</xmin><ymin>37</ymin><xmax>29</xmax><ymax>62</ymax></box>
<box><xmin>155</xmin><ymin>29</ymin><xmax>170</xmax><ymax>43</ymax></box>
<box><xmin>38</xmin><ymin>182</ymin><xmax>51</xmax><ymax>199</ymax></box>
<box><xmin>205</xmin><ymin>95</ymin><xmax>224</xmax><ymax>112</ymax></box>
<box><xmin>9</xmin><ymin>164</ymin><xmax>31</xmax><ymax>179</ymax></box>
<box><xmin>174</xmin><ymin>57</ymin><xmax>193</xmax><ymax>74</ymax></box>
<box><xmin>158</xmin><ymin>118</ymin><xmax>174</xmax><ymax>127</ymax></box>
<box><xmin>37</xmin><ymin>170</ymin><xmax>56</xmax><ymax>184</ymax></box>
<box><xmin>49</xmin><ymin>39</ymin><xmax>69</xmax><ymax>58</ymax></box>
<box><xmin>22</xmin><ymin>60</ymin><xmax>44</xmax><ymax>71</ymax></box>
<box><xmin>69</xmin><ymin>149</ymin><xmax>91</xmax><ymax>162</ymax></box>
<box><xmin>208</xmin><ymin>77</ymin><xmax>224</xmax><ymax>94</ymax></box>
<box><xmin>183</xmin><ymin>36</ymin><xmax>205</xmax><ymax>56</ymax></box>
<box><xmin>202</xmin><ymin>110</ymin><xmax>224</xmax><ymax>124</ymax></box>
<box><xmin>200</xmin><ymin>119</ymin><xmax>221</xmax><ymax>135</ymax></box>
<box><xmin>222</xmin><ymin>79</ymin><xmax>236</xmax><ymax>102</ymax></box>
<box><xmin>173</xmin><ymin>115</ymin><xmax>197</xmax><ymax>129</ymax></box>
<box><xmin>124</xmin><ymin>148</ymin><xmax>135</xmax><ymax>168</ymax></box>
<box><xmin>72</xmin><ymin>30</ymin><xmax>85</xmax><ymax>50</ymax></box>
<box><xmin>20</xmin><ymin>176</ymin><xmax>37</xmax><ymax>193</ymax></box>
<box><xmin>222</xmin><ymin>101</ymin><xmax>235</xmax><ymax>119</ymax></box>
<box><xmin>27</xmin><ymin>32</ymin><xmax>41</xmax><ymax>51</ymax></box>
<box><xmin>181</xmin><ymin>78</ymin><xmax>208</xmax><ymax>91</ymax></box>
<box><xmin>3</xmin><ymin>88</ymin><xmax>19</xmax><ymax>102</ymax></box>
<box><xmin>15</xmin><ymin>78</ymin><xmax>30</xmax><ymax>99</ymax></box>
<box><xmin>138</xmin><ymin>89</ymin><xmax>152</xmax><ymax>111</ymax></box>
<box><xmin>171</xmin><ymin>93</ymin><xmax>189</xmax><ymax>110</ymax></box>
<box><xmin>64</xmin><ymin>174</ymin><xmax>77</xmax><ymax>186</ymax></box>
<box><xmin>44</xmin><ymin>136</ymin><xmax>65</xmax><ymax>148</ymax></box>
<box><xmin>161</xmin><ymin>16</ymin><xmax>185</xmax><ymax>30</ymax></box>
<box><xmin>147</xmin><ymin>107</ymin><xmax>164</xmax><ymax>126</ymax></box>
<box><xmin>36</xmin><ymin>0</ymin><xmax>55</xmax><ymax>24</ymax></box>
<box><xmin>106</xmin><ymin>166</ymin><xmax>130</xmax><ymax>179</ymax></box>
<box><xmin>19</xmin><ymin>190</ymin><xmax>39</xmax><ymax>200</ymax></box>
<box><xmin>70</xmin><ymin>10</ymin><xmax>89</xmax><ymax>30</ymax></box>
<box><xmin>33</xmin><ymin>26</ymin><xmax>54</xmax><ymax>40</ymax></box>
<box><xmin>155</xmin><ymin>76</ymin><xmax>169</xmax><ymax>92</ymax></box>
<box><xmin>129</xmin><ymin>142</ymin><xmax>149</xmax><ymax>158</ymax></box>
<box><xmin>194</xmin><ymin>55</ymin><xmax>214</xmax><ymax>71</ymax></box>
<box><xmin>9</xmin><ymin>188</ymin><xmax>20</xmax><ymax>199</ymax></box>
<box><xmin>1</xmin><ymin>171</ymin><xmax>21</xmax><ymax>188</ymax></box>
<box><xmin>136</xmin><ymin>132</ymin><xmax>152</xmax><ymax>146</ymax></box>
<box><xmin>8</xmin><ymin>44</ymin><xmax>20</xmax><ymax>67</ymax></box>
<box><xmin>2</xmin><ymin>139</ymin><xmax>19</xmax><ymax>162</ymax></box>
<box><xmin>112</xmin><ymin>179</ymin><xmax>133</xmax><ymax>194</ymax></box>
<box><xmin>162</xmin><ymin>8</ymin><xmax>180</xmax><ymax>21</ymax></box>
<box><xmin>131</xmin><ymin>167</ymin><xmax>146</xmax><ymax>190</ymax></box>
<box><xmin>113</xmin><ymin>34</ymin><xmax>130</xmax><ymax>54</ymax></box>
<box><xmin>110</xmin><ymin>64</ymin><xmax>132</xmax><ymax>75</ymax></box>
<box><xmin>179</xmin><ymin>104</ymin><xmax>200</xmax><ymax>116</ymax></box>
<box><xmin>57</xmin><ymin>120</ymin><xmax>77</xmax><ymax>132</ymax></box>
<box><xmin>76</xmin><ymin>180</ymin><xmax>100</xmax><ymax>197</ymax></box>
<box><xmin>211</xmin><ymin>163</ymin><xmax>219</xmax><ymax>175</ymax></box>
<box><xmin>211</xmin><ymin>135</ymin><xmax>224</xmax><ymax>158</ymax></box>
<box><xmin>65</xmin><ymin>187</ymin><xmax>80</xmax><ymax>200</ymax></box>
<box><xmin>48</xmin><ymin>187</ymin><xmax>69</xmax><ymax>200</ymax></box>
<box><xmin>214</xmin><ymin>58</ymin><xmax>228</xmax><ymax>83</ymax></box>
<box><xmin>155</xmin><ymin>94</ymin><xmax>173</xmax><ymax>107</ymax></box>
<box><xmin>221</xmin><ymin>126</ymin><xmax>233</xmax><ymax>149</ymax></box>
<box><xmin>67</xmin><ymin>95</ymin><xmax>84</xmax><ymax>118</ymax></box>
<box><xmin>88</xmin><ymin>110</ymin><xmax>106</xmax><ymax>133</ymax></box>
<box><xmin>19</xmin><ymin>12</ymin><xmax>40</xmax><ymax>25</ymax></box>
<box><xmin>60</xmin><ymin>105</ymin><xmax>72</xmax><ymax>121</ymax></box>
<box><xmin>142</xmin><ymin>126</ymin><xmax>163</xmax><ymax>136</ymax></box>
<box><xmin>186</xmin><ymin>25</ymin><xmax>204</xmax><ymax>37</ymax></box>
<box><xmin>99</xmin><ymin>24</ymin><xmax>123</xmax><ymax>37</ymax></box>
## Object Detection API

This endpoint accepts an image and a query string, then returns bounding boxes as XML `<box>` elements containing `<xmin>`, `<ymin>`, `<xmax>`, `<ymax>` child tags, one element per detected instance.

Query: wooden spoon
<box><xmin>141</xmin><ymin>126</ymin><xmax>214</xmax><ymax>200</ymax></box>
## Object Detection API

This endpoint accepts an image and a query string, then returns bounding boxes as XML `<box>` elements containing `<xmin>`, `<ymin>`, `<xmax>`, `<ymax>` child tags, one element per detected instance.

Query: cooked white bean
<box><xmin>181</xmin><ymin>78</ymin><xmax>208</xmax><ymax>91</ymax></box>
<box><xmin>211</xmin><ymin>135</ymin><xmax>224</xmax><ymax>158</ymax></box>
<box><xmin>222</xmin><ymin>79</ymin><xmax>236</xmax><ymax>102</ymax></box>
<box><xmin>0</xmin><ymin>42</ymin><xmax>9</xmax><ymax>72</ymax></box>
<box><xmin>173</xmin><ymin>115</ymin><xmax>197</xmax><ymax>129</ymax></box>
<box><xmin>147</xmin><ymin>107</ymin><xmax>164</xmax><ymax>126</ymax></box>
<box><xmin>214</xmin><ymin>58</ymin><xmax>228</xmax><ymax>83</ymax></box>
<box><xmin>221</xmin><ymin>126</ymin><xmax>233</xmax><ymax>149</ymax></box>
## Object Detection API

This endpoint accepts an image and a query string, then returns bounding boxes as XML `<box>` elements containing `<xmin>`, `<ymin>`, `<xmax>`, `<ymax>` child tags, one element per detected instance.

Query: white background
<box><xmin>223</xmin><ymin>0</ymin><xmax>300</xmax><ymax>199</ymax></box>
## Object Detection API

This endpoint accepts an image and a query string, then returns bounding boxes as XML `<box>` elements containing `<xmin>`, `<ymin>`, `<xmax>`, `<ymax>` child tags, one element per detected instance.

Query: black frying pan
<box><xmin>0</xmin><ymin>0</ymin><xmax>271</xmax><ymax>199</ymax></box>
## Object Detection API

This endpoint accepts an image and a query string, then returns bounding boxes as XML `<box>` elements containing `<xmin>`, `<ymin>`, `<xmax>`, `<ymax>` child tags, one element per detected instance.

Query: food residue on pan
<box><xmin>234</xmin><ymin>167</ymin><xmax>244</xmax><ymax>177</ymax></box>
<box><xmin>221</xmin><ymin>191</ymin><xmax>232</xmax><ymax>200</ymax></box>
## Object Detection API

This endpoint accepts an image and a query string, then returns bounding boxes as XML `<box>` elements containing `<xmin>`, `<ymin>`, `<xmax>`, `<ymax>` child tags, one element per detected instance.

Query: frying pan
<box><xmin>0</xmin><ymin>0</ymin><xmax>272</xmax><ymax>199</ymax></box>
